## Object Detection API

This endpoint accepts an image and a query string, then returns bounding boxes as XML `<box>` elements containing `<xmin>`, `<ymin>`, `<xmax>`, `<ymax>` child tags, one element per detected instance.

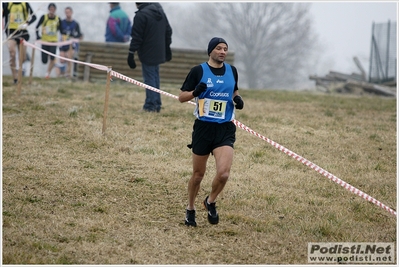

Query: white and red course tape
<box><xmin>232</xmin><ymin>120</ymin><xmax>397</xmax><ymax>217</ymax></box>
<box><xmin>22</xmin><ymin>41</ymin><xmax>397</xmax><ymax>217</ymax></box>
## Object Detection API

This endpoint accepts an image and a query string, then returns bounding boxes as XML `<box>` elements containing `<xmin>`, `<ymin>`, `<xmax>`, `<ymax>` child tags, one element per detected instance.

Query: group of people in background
<box><xmin>3</xmin><ymin>2</ymin><xmax>245</xmax><ymax>228</ymax></box>
<box><xmin>2</xmin><ymin>2</ymin><xmax>83</xmax><ymax>80</ymax></box>
<box><xmin>35</xmin><ymin>3</ymin><xmax>83</xmax><ymax>79</ymax></box>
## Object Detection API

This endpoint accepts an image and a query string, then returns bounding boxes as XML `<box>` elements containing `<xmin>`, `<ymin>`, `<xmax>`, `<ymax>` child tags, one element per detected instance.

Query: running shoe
<box><xmin>185</xmin><ymin>209</ymin><xmax>197</xmax><ymax>227</ymax></box>
<box><xmin>204</xmin><ymin>196</ymin><xmax>219</xmax><ymax>224</ymax></box>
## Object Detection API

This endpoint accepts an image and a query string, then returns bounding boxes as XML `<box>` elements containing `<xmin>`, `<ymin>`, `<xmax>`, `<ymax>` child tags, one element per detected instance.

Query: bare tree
<box><xmin>174</xmin><ymin>2</ymin><xmax>318</xmax><ymax>89</ymax></box>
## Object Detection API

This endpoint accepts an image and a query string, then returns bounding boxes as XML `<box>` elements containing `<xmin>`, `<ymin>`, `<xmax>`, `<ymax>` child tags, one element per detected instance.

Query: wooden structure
<box><xmin>76</xmin><ymin>41</ymin><xmax>235</xmax><ymax>85</ymax></box>
<box><xmin>309</xmin><ymin>71</ymin><xmax>396</xmax><ymax>97</ymax></box>
<box><xmin>309</xmin><ymin>57</ymin><xmax>396</xmax><ymax>97</ymax></box>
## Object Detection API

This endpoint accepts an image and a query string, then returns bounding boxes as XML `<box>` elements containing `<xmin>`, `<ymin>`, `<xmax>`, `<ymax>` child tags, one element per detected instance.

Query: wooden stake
<box><xmin>17</xmin><ymin>41</ymin><xmax>24</xmax><ymax>96</ymax></box>
<box><xmin>29</xmin><ymin>47</ymin><xmax>36</xmax><ymax>85</ymax></box>
<box><xmin>83</xmin><ymin>53</ymin><xmax>94</xmax><ymax>83</ymax></box>
<box><xmin>102</xmin><ymin>67</ymin><xmax>112</xmax><ymax>134</ymax></box>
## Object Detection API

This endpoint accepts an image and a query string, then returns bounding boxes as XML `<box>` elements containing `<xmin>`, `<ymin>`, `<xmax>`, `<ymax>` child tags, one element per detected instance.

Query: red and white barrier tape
<box><xmin>22</xmin><ymin>40</ymin><xmax>397</xmax><ymax>217</ymax></box>
<box><xmin>232</xmin><ymin>120</ymin><xmax>396</xmax><ymax>216</ymax></box>
<box><xmin>111</xmin><ymin>71</ymin><xmax>184</xmax><ymax>102</ymax></box>
<box><xmin>35</xmin><ymin>38</ymin><xmax>81</xmax><ymax>47</ymax></box>
<box><xmin>23</xmin><ymin>40</ymin><xmax>108</xmax><ymax>72</ymax></box>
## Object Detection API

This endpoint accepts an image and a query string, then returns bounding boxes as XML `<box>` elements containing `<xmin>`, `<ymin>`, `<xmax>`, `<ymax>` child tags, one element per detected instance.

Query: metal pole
<box><xmin>385</xmin><ymin>20</ymin><xmax>390</xmax><ymax>81</ymax></box>
<box><xmin>368</xmin><ymin>22</ymin><xmax>375</xmax><ymax>83</ymax></box>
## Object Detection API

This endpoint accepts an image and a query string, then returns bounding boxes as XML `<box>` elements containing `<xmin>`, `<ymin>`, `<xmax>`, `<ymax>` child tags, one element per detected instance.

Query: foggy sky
<box><xmin>310</xmin><ymin>2</ymin><xmax>397</xmax><ymax>77</ymax></box>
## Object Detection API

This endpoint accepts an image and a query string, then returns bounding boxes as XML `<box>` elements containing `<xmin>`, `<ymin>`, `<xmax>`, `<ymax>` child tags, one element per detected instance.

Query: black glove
<box><xmin>233</xmin><ymin>95</ymin><xmax>244</xmax><ymax>110</ymax></box>
<box><xmin>127</xmin><ymin>51</ymin><xmax>136</xmax><ymax>69</ymax></box>
<box><xmin>192</xmin><ymin>82</ymin><xmax>207</xmax><ymax>97</ymax></box>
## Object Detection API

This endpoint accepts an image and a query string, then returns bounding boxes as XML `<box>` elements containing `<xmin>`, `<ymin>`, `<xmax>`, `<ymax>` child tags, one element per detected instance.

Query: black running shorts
<box><xmin>6</xmin><ymin>29</ymin><xmax>30</xmax><ymax>44</ymax></box>
<box><xmin>41</xmin><ymin>44</ymin><xmax>57</xmax><ymax>63</ymax></box>
<box><xmin>190</xmin><ymin>119</ymin><xmax>236</xmax><ymax>156</ymax></box>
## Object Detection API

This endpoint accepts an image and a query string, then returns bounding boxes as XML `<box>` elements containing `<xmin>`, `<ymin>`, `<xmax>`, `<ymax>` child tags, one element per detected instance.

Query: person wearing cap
<box><xmin>35</xmin><ymin>3</ymin><xmax>62</xmax><ymax>79</ymax></box>
<box><xmin>2</xmin><ymin>2</ymin><xmax>37</xmax><ymax>84</ymax></box>
<box><xmin>105</xmin><ymin>2</ymin><xmax>131</xmax><ymax>43</ymax></box>
<box><xmin>178</xmin><ymin>37</ymin><xmax>244</xmax><ymax>227</ymax></box>
<box><xmin>127</xmin><ymin>2</ymin><xmax>172</xmax><ymax>112</ymax></box>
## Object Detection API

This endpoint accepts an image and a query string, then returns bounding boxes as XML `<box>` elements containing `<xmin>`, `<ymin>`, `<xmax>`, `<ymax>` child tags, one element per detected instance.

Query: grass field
<box><xmin>2</xmin><ymin>75</ymin><xmax>397</xmax><ymax>264</ymax></box>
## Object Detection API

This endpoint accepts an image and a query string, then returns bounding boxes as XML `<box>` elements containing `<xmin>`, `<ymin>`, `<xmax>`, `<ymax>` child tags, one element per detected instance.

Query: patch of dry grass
<box><xmin>2</xmin><ymin>76</ymin><xmax>396</xmax><ymax>264</ymax></box>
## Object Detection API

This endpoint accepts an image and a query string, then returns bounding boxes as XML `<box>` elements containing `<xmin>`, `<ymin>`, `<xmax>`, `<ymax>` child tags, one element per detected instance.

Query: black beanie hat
<box><xmin>207</xmin><ymin>37</ymin><xmax>228</xmax><ymax>55</ymax></box>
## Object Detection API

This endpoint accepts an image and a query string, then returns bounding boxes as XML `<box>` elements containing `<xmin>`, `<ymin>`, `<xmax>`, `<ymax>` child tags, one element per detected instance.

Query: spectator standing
<box><xmin>105</xmin><ymin>2</ymin><xmax>131</xmax><ymax>43</ymax></box>
<box><xmin>127</xmin><ymin>2</ymin><xmax>172</xmax><ymax>113</ymax></box>
<box><xmin>2</xmin><ymin>2</ymin><xmax>37</xmax><ymax>84</ymax></box>
<box><xmin>35</xmin><ymin>3</ymin><xmax>62</xmax><ymax>78</ymax></box>
<box><xmin>59</xmin><ymin>6</ymin><xmax>83</xmax><ymax>78</ymax></box>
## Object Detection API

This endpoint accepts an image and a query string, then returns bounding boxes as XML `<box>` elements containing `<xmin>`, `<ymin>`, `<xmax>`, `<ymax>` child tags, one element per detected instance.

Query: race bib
<box><xmin>10</xmin><ymin>11</ymin><xmax>24</xmax><ymax>24</ymax></box>
<box><xmin>45</xmin><ymin>24</ymin><xmax>57</xmax><ymax>36</ymax></box>
<box><xmin>198</xmin><ymin>98</ymin><xmax>227</xmax><ymax>120</ymax></box>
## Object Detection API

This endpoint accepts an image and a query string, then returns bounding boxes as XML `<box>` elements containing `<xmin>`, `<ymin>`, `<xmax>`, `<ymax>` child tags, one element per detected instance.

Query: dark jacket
<box><xmin>129</xmin><ymin>3</ymin><xmax>172</xmax><ymax>65</ymax></box>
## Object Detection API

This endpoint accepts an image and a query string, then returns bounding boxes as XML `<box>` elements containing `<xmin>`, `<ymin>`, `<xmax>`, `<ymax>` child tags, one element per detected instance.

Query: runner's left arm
<box><xmin>26</xmin><ymin>3</ymin><xmax>37</xmax><ymax>25</ymax></box>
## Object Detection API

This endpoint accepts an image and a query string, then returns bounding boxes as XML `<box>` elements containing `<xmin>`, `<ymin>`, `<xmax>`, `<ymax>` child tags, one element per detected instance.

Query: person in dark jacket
<box><xmin>127</xmin><ymin>2</ymin><xmax>172</xmax><ymax>112</ymax></box>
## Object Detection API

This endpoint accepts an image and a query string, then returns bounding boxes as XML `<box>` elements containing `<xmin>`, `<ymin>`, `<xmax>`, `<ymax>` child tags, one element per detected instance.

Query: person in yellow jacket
<box><xmin>2</xmin><ymin>2</ymin><xmax>37</xmax><ymax>84</ymax></box>
<box><xmin>35</xmin><ymin>3</ymin><xmax>62</xmax><ymax>78</ymax></box>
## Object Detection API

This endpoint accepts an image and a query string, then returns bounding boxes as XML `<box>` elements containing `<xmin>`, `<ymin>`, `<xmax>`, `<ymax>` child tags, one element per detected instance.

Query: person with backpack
<box><xmin>2</xmin><ymin>2</ymin><xmax>37</xmax><ymax>84</ymax></box>
<box><xmin>35</xmin><ymin>3</ymin><xmax>62</xmax><ymax>79</ymax></box>
<box><xmin>59</xmin><ymin>6</ymin><xmax>83</xmax><ymax>78</ymax></box>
